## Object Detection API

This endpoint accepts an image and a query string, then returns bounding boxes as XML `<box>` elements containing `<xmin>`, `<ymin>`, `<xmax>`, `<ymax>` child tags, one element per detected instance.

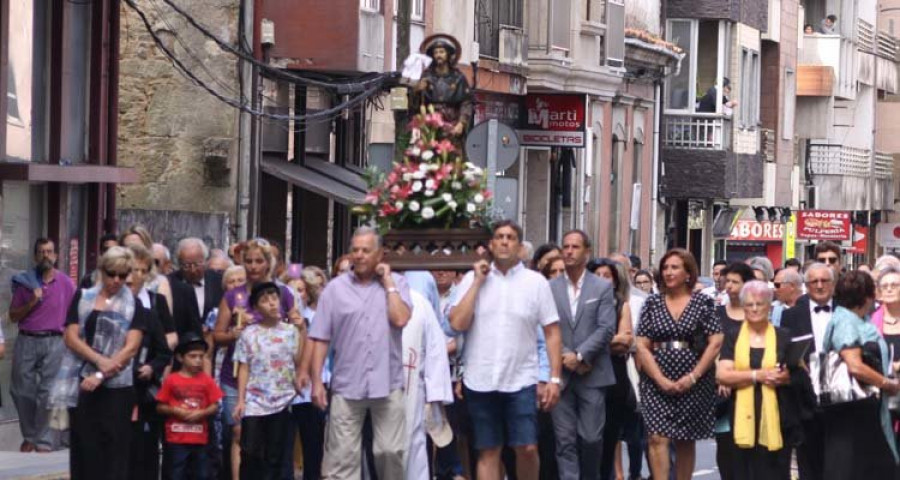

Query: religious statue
<box><xmin>412</xmin><ymin>34</ymin><xmax>473</xmax><ymax>140</ymax></box>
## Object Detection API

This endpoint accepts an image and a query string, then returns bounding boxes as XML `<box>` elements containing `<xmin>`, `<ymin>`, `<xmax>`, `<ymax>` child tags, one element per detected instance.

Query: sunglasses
<box><xmin>104</xmin><ymin>269</ymin><xmax>131</xmax><ymax>280</ymax></box>
<box><xmin>817</xmin><ymin>257</ymin><xmax>839</xmax><ymax>265</ymax></box>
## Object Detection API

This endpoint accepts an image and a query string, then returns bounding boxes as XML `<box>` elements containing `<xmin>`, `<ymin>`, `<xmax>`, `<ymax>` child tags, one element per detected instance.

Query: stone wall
<box><xmin>117</xmin><ymin>0</ymin><xmax>240</xmax><ymax>214</ymax></box>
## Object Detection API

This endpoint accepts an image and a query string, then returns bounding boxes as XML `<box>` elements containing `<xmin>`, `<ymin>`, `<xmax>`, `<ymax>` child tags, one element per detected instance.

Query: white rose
<box><xmin>427</xmin><ymin>163</ymin><xmax>439</xmax><ymax>171</ymax></box>
<box><xmin>410</xmin><ymin>147</ymin><xmax>421</xmax><ymax>157</ymax></box>
<box><xmin>418</xmin><ymin>162</ymin><xmax>428</xmax><ymax>172</ymax></box>
<box><xmin>413</xmin><ymin>171</ymin><xmax>426</xmax><ymax>179</ymax></box>
<box><xmin>425</xmin><ymin>179</ymin><xmax>436</xmax><ymax>190</ymax></box>
<box><xmin>467</xmin><ymin>203</ymin><xmax>477</xmax><ymax>213</ymax></box>
<box><xmin>422</xmin><ymin>207</ymin><xmax>435</xmax><ymax>219</ymax></box>
<box><xmin>395</xmin><ymin>201</ymin><xmax>404</xmax><ymax>210</ymax></box>
<box><xmin>448</xmin><ymin>200</ymin><xmax>458</xmax><ymax>210</ymax></box>
<box><xmin>474</xmin><ymin>193</ymin><xmax>485</xmax><ymax>204</ymax></box>
<box><xmin>422</xmin><ymin>150</ymin><xmax>435</xmax><ymax>161</ymax></box>
<box><xmin>424</xmin><ymin>189</ymin><xmax>435</xmax><ymax>197</ymax></box>
<box><xmin>451</xmin><ymin>181</ymin><xmax>463</xmax><ymax>190</ymax></box>
<box><xmin>402</xmin><ymin>173</ymin><xmax>414</xmax><ymax>181</ymax></box>
<box><xmin>409</xmin><ymin>201</ymin><xmax>421</xmax><ymax>212</ymax></box>
<box><xmin>442</xmin><ymin>193</ymin><xmax>453</xmax><ymax>202</ymax></box>
<box><xmin>412</xmin><ymin>181</ymin><xmax>423</xmax><ymax>192</ymax></box>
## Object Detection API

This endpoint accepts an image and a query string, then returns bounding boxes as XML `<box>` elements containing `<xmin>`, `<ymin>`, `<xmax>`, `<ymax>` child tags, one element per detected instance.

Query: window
<box><xmin>335</xmin><ymin>103</ymin><xmax>367</xmax><ymax>171</ymax></box>
<box><xmin>739</xmin><ymin>48</ymin><xmax>760</xmax><ymax>128</ymax></box>
<box><xmin>609</xmin><ymin>137</ymin><xmax>623</xmax><ymax>253</ymax></box>
<box><xmin>585</xmin><ymin>0</ymin><xmax>603</xmax><ymax>22</ymax></box>
<box><xmin>361</xmin><ymin>0</ymin><xmax>380</xmax><ymax>12</ymax></box>
<box><xmin>6</xmin><ymin>66</ymin><xmax>20</xmax><ymax>123</ymax></box>
<box><xmin>783</xmin><ymin>69</ymin><xmax>796</xmax><ymax>140</ymax></box>
<box><xmin>475</xmin><ymin>0</ymin><xmax>524</xmax><ymax>58</ymax></box>
<box><xmin>630</xmin><ymin>141</ymin><xmax>643</xmax><ymax>254</ymax></box>
<box><xmin>666</xmin><ymin>20</ymin><xmax>695</xmax><ymax>110</ymax></box>
<box><xmin>412</xmin><ymin>0</ymin><xmax>424</xmax><ymax>21</ymax></box>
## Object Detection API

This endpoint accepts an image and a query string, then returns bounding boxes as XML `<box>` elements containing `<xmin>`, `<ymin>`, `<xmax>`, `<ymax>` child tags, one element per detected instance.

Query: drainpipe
<box><xmin>650</xmin><ymin>81</ymin><xmax>662</xmax><ymax>265</ymax></box>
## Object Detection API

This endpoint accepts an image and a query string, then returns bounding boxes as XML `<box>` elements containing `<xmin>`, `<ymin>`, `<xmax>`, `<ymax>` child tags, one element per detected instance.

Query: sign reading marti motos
<box><xmin>518</xmin><ymin>94</ymin><xmax>586</xmax><ymax>147</ymax></box>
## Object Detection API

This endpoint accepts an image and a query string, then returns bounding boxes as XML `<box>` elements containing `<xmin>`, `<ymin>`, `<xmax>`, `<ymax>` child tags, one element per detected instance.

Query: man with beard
<box><xmin>8</xmin><ymin>238</ymin><xmax>75</xmax><ymax>452</ymax></box>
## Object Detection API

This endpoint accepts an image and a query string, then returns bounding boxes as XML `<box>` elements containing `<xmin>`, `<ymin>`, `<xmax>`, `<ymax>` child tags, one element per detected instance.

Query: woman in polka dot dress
<box><xmin>635</xmin><ymin>249</ymin><xmax>724</xmax><ymax>480</ymax></box>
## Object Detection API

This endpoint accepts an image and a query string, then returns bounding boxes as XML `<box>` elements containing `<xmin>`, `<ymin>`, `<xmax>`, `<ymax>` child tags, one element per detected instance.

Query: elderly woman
<box><xmin>213</xmin><ymin>239</ymin><xmax>303</xmax><ymax>480</ymax></box>
<box><xmin>714</xmin><ymin>262</ymin><xmax>757</xmax><ymax>479</ymax></box>
<box><xmin>635</xmin><ymin>248</ymin><xmax>723</xmax><ymax>480</ymax></box>
<box><xmin>120</xmin><ymin>225</ymin><xmax>174</xmax><ymax>316</ymax></box>
<box><xmin>823</xmin><ymin>271</ymin><xmax>900</xmax><ymax>478</ymax></box>
<box><xmin>874</xmin><ymin>266</ymin><xmax>900</xmax><ymax>446</ymax></box>
<box><xmin>716</xmin><ymin>281</ymin><xmax>794</xmax><ymax>479</ymax></box>
<box><xmin>126</xmin><ymin>244</ymin><xmax>174</xmax><ymax>480</ymax></box>
<box><xmin>52</xmin><ymin>246</ymin><xmax>148</xmax><ymax>479</ymax></box>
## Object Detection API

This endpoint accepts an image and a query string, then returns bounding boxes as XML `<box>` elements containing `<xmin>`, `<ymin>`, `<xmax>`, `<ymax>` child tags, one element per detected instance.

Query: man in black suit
<box><xmin>170</xmin><ymin>238</ymin><xmax>224</xmax><ymax>328</ymax></box>
<box><xmin>779</xmin><ymin>262</ymin><xmax>835</xmax><ymax>480</ymax></box>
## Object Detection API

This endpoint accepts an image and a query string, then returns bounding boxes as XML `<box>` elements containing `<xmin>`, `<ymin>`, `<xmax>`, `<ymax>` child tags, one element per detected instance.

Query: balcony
<box><xmin>798</xmin><ymin>34</ymin><xmax>856</xmax><ymax>100</ymax></box>
<box><xmin>807</xmin><ymin>144</ymin><xmax>894</xmax><ymax>209</ymax></box>
<box><xmin>663</xmin><ymin>113</ymin><xmax>731</xmax><ymax>150</ymax></box>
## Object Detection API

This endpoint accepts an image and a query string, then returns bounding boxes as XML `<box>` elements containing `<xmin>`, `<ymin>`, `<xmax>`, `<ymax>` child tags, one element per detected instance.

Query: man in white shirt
<box><xmin>780</xmin><ymin>262</ymin><xmax>835</xmax><ymax>480</ymax></box>
<box><xmin>449</xmin><ymin>220</ymin><xmax>562</xmax><ymax>480</ymax></box>
<box><xmin>701</xmin><ymin>260</ymin><xmax>728</xmax><ymax>305</ymax></box>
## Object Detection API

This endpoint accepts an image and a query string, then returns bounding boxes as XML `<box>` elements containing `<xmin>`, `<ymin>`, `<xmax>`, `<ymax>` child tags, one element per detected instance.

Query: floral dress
<box><xmin>233</xmin><ymin>322</ymin><xmax>299</xmax><ymax>417</ymax></box>
<box><xmin>637</xmin><ymin>293</ymin><xmax>721</xmax><ymax>440</ymax></box>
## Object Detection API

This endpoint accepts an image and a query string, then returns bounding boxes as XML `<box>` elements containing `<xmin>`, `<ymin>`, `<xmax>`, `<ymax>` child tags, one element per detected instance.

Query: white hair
<box><xmin>776</xmin><ymin>268</ymin><xmax>803</xmax><ymax>286</ymax></box>
<box><xmin>152</xmin><ymin>243</ymin><xmax>171</xmax><ymax>261</ymax></box>
<box><xmin>748</xmin><ymin>256</ymin><xmax>774</xmax><ymax>281</ymax></box>
<box><xmin>352</xmin><ymin>226</ymin><xmax>383</xmax><ymax>249</ymax></box>
<box><xmin>875</xmin><ymin>255</ymin><xmax>900</xmax><ymax>272</ymax></box>
<box><xmin>804</xmin><ymin>262</ymin><xmax>835</xmax><ymax>283</ymax></box>
<box><xmin>175</xmin><ymin>237</ymin><xmax>210</xmax><ymax>262</ymax></box>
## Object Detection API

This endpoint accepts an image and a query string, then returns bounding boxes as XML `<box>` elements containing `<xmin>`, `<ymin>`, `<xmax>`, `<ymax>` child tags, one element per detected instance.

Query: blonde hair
<box><xmin>222</xmin><ymin>265</ymin><xmax>247</xmax><ymax>290</ymax></box>
<box><xmin>242</xmin><ymin>240</ymin><xmax>276</xmax><ymax>279</ymax></box>
<box><xmin>100</xmin><ymin>246</ymin><xmax>134</xmax><ymax>274</ymax></box>
<box><xmin>120</xmin><ymin>225</ymin><xmax>153</xmax><ymax>250</ymax></box>
<box><xmin>301</xmin><ymin>266</ymin><xmax>327</xmax><ymax>305</ymax></box>
<box><xmin>127</xmin><ymin>244</ymin><xmax>157</xmax><ymax>277</ymax></box>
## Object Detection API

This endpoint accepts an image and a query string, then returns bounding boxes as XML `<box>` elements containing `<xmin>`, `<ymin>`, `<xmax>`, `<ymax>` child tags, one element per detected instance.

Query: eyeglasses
<box><xmin>817</xmin><ymin>256</ymin><xmax>839</xmax><ymax>265</ymax></box>
<box><xmin>180</xmin><ymin>261</ymin><xmax>204</xmax><ymax>270</ymax></box>
<box><xmin>104</xmin><ymin>269</ymin><xmax>131</xmax><ymax>280</ymax></box>
<box><xmin>880</xmin><ymin>283</ymin><xmax>900</xmax><ymax>291</ymax></box>
<box><xmin>635</xmin><ymin>280</ymin><xmax>652</xmax><ymax>286</ymax></box>
<box><xmin>807</xmin><ymin>278</ymin><xmax>833</xmax><ymax>286</ymax></box>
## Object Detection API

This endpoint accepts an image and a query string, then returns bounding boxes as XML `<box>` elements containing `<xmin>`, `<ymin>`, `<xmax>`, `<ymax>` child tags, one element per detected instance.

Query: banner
<box><xmin>518</xmin><ymin>94</ymin><xmax>586</xmax><ymax>147</ymax></box>
<box><xmin>796</xmin><ymin>210</ymin><xmax>851</xmax><ymax>241</ymax></box>
<box><xmin>877</xmin><ymin>223</ymin><xmax>900</xmax><ymax>249</ymax></box>
<box><xmin>728</xmin><ymin>220</ymin><xmax>784</xmax><ymax>242</ymax></box>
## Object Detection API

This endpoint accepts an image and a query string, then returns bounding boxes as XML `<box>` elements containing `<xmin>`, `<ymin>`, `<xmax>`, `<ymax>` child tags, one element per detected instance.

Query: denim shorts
<box><xmin>464</xmin><ymin>384</ymin><xmax>538</xmax><ymax>450</ymax></box>
<box><xmin>221</xmin><ymin>384</ymin><xmax>239</xmax><ymax>427</ymax></box>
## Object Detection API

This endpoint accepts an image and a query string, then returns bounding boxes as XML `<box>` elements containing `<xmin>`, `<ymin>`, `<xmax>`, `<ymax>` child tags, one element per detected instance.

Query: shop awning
<box><xmin>260</xmin><ymin>155</ymin><xmax>367</xmax><ymax>205</ymax></box>
<box><xmin>0</xmin><ymin>162</ymin><xmax>138</xmax><ymax>183</ymax></box>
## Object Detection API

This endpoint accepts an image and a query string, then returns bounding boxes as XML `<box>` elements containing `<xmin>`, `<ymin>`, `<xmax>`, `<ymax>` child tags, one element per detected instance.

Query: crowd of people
<box><xmin>5</xmin><ymin>222</ymin><xmax>900</xmax><ymax>480</ymax></box>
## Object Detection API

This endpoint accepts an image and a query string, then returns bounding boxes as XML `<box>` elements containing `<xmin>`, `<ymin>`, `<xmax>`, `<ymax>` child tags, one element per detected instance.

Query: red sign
<box><xmin>796</xmin><ymin>210</ymin><xmax>852</xmax><ymax>241</ymax></box>
<box><xmin>728</xmin><ymin>220</ymin><xmax>784</xmax><ymax>242</ymax></box>
<box><xmin>849</xmin><ymin>226</ymin><xmax>868</xmax><ymax>254</ymax></box>
<box><xmin>518</xmin><ymin>94</ymin><xmax>586</xmax><ymax>147</ymax></box>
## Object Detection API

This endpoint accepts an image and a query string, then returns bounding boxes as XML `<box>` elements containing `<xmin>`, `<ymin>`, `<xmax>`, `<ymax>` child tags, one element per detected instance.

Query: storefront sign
<box><xmin>877</xmin><ymin>223</ymin><xmax>900</xmax><ymax>248</ymax></box>
<box><xmin>849</xmin><ymin>226</ymin><xmax>868</xmax><ymax>254</ymax></box>
<box><xmin>474</xmin><ymin>93</ymin><xmax>523</xmax><ymax>126</ymax></box>
<box><xmin>796</xmin><ymin>210</ymin><xmax>851</xmax><ymax>241</ymax></box>
<box><xmin>518</xmin><ymin>94</ymin><xmax>586</xmax><ymax>147</ymax></box>
<box><xmin>728</xmin><ymin>220</ymin><xmax>784</xmax><ymax>242</ymax></box>
<box><xmin>785</xmin><ymin>215</ymin><xmax>796</xmax><ymax>259</ymax></box>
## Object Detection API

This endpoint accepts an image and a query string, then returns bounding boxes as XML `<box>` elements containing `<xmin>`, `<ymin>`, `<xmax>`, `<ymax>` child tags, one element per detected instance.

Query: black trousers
<box><xmin>797</xmin><ymin>413</ymin><xmax>825</xmax><ymax>480</ymax></box>
<box><xmin>240</xmin><ymin>409</ymin><xmax>292</xmax><ymax>480</ymax></box>
<box><xmin>715</xmin><ymin>431</ymin><xmax>737</xmax><ymax>480</ymax></box>
<box><xmin>70</xmin><ymin>387</ymin><xmax>136</xmax><ymax>480</ymax></box>
<box><xmin>130</xmin><ymin>403</ymin><xmax>163</xmax><ymax>480</ymax></box>
<box><xmin>292</xmin><ymin>403</ymin><xmax>326</xmax><ymax>480</ymax></box>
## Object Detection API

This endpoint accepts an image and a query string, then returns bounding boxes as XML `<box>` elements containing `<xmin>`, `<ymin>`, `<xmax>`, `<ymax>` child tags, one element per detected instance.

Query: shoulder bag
<box><xmin>811</xmin><ymin>323</ymin><xmax>880</xmax><ymax>408</ymax></box>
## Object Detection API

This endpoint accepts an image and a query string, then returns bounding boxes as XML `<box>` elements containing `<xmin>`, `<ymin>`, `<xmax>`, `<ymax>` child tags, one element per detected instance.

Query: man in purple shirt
<box><xmin>305</xmin><ymin>226</ymin><xmax>412</xmax><ymax>480</ymax></box>
<box><xmin>8</xmin><ymin>238</ymin><xmax>75</xmax><ymax>452</ymax></box>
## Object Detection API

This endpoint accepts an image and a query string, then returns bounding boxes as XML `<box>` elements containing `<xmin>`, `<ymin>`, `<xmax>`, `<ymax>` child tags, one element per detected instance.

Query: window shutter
<box><xmin>606</xmin><ymin>0</ymin><xmax>625</xmax><ymax>68</ymax></box>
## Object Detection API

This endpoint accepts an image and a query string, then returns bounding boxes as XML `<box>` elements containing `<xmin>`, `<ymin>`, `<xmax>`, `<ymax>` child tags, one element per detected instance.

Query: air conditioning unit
<box><xmin>499</xmin><ymin>26</ymin><xmax>527</xmax><ymax>67</ymax></box>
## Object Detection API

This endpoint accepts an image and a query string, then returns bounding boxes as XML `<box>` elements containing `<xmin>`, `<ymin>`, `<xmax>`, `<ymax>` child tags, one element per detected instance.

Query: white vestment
<box><xmin>403</xmin><ymin>291</ymin><xmax>454</xmax><ymax>480</ymax></box>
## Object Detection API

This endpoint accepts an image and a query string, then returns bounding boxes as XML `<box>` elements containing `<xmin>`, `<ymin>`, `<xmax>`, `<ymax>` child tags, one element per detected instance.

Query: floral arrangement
<box><xmin>354</xmin><ymin>106</ymin><xmax>492</xmax><ymax>232</ymax></box>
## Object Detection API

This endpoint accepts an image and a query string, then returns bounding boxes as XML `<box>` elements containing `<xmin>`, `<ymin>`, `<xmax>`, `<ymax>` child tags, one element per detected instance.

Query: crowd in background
<box><xmin>4</xmin><ymin>223</ymin><xmax>900</xmax><ymax>480</ymax></box>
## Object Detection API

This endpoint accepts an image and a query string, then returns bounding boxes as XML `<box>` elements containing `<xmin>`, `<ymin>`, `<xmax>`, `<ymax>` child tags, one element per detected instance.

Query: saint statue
<box><xmin>412</xmin><ymin>34</ymin><xmax>473</xmax><ymax>139</ymax></box>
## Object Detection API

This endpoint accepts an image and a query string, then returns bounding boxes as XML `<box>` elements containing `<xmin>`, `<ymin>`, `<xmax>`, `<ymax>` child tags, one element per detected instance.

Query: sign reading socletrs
<box><xmin>796</xmin><ymin>210</ymin><xmax>851</xmax><ymax>241</ymax></box>
<box><xmin>518</xmin><ymin>94</ymin><xmax>586</xmax><ymax>147</ymax></box>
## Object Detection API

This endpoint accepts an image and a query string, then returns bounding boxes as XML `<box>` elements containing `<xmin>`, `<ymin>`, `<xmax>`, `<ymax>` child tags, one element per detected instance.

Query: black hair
<box><xmin>492</xmin><ymin>220</ymin><xmax>524</xmax><ymax>243</ymax></box>
<box><xmin>532</xmin><ymin>243</ymin><xmax>560</xmax><ymax>269</ymax></box>
<box><xmin>562</xmin><ymin>230</ymin><xmax>592</xmax><ymax>250</ymax></box>
<box><xmin>628</xmin><ymin>254</ymin><xmax>641</xmax><ymax>269</ymax></box>
<box><xmin>827</xmin><ymin>15</ymin><xmax>837</xmax><ymax>21</ymax></box>
<box><xmin>785</xmin><ymin>258</ymin><xmax>802</xmax><ymax>268</ymax></box>
<box><xmin>723</xmin><ymin>262</ymin><xmax>756</xmax><ymax>283</ymax></box>
<box><xmin>33</xmin><ymin>237</ymin><xmax>55</xmax><ymax>256</ymax></box>
<box><xmin>713</xmin><ymin>259</ymin><xmax>728</xmax><ymax>268</ymax></box>
<box><xmin>835</xmin><ymin>271</ymin><xmax>874</xmax><ymax>310</ymax></box>
<box><xmin>250</xmin><ymin>281</ymin><xmax>281</xmax><ymax>308</ymax></box>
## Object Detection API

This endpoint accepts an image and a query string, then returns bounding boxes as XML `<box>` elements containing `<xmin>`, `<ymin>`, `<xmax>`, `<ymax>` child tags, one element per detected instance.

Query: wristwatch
<box><xmin>94</xmin><ymin>372</ymin><xmax>105</xmax><ymax>380</ymax></box>
<box><xmin>386</xmin><ymin>287</ymin><xmax>400</xmax><ymax>295</ymax></box>
<box><xmin>550</xmin><ymin>376</ymin><xmax>561</xmax><ymax>385</ymax></box>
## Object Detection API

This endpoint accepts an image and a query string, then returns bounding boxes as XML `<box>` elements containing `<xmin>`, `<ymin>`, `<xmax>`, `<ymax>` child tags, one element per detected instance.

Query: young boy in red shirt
<box><xmin>157</xmin><ymin>333</ymin><xmax>224</xmax><ymax>479</ymax></box>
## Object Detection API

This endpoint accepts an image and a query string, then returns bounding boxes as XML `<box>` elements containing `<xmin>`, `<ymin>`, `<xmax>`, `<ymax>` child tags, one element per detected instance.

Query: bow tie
<box><xmin>814</xmin><ymin>305</ymin><xmax>832</xmax><ymax>314</ymax></box>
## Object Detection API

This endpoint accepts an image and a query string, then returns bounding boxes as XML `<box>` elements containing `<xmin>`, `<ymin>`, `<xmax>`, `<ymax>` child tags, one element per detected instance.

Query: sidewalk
<box><xmin>0</xmin><ymin>450</ymin><xmax>68</xmax><ymax>480</ymax></box>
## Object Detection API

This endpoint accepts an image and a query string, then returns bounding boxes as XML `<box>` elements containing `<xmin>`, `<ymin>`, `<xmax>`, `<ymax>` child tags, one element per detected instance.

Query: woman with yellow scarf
<box><xmin>716</xmin><ymin>280</ymin><xmax>792</xmax><ymax>479</ymax></box>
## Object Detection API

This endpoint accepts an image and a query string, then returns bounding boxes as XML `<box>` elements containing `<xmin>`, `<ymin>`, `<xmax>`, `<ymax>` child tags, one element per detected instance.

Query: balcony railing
<box><xmin>800</xmin><ymin>34</ymin><xmax>856</xmax><ymax>99</ymax></box>
<box><xmin>808</xmin><ymin>144</ymin><xmax>870</xmax><ymax>177</ymax></box>
<box><xmin>663</xmin><ymin>113</ymin><xmax>731</xmax><ymax>150</ymax></box>
<box><xmin>875</xmin><ymin>152</ymin><xmax>894</xmax><ymax>180</ymax></box>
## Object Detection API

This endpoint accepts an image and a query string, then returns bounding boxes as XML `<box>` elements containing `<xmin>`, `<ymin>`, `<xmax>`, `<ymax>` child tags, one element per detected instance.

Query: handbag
<box><xmin>810</xmin><ymin>324</ymin><xmax>880</xmax><ymax>408</ymax></box>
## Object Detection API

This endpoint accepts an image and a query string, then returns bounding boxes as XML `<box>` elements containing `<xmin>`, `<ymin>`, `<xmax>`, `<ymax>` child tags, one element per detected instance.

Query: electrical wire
<box><xmin>157</xmin><ymin>0</ymin><xmax>397</xmax><ymax>93</ymax></box>
<box><xmin>123</xmin><ymin>0</ymin><xmax>386</xmax><ymax>123</ymax></box>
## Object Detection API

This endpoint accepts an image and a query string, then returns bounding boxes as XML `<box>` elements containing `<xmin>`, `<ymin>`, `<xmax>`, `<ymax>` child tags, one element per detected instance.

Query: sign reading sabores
<box><xmin>728</xmin><ymin>220</ymin><xmax>784</xmax><ymax>242</ymax></box>
<box><xmin>796</xmin><ymin>210</ymin><xmax>851</xmax><ymax>241</ymax></box>
<box><xmin>518</xmin><ymin>94</ymin><xmax>586</xmax><ymax>147</ymax></box>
